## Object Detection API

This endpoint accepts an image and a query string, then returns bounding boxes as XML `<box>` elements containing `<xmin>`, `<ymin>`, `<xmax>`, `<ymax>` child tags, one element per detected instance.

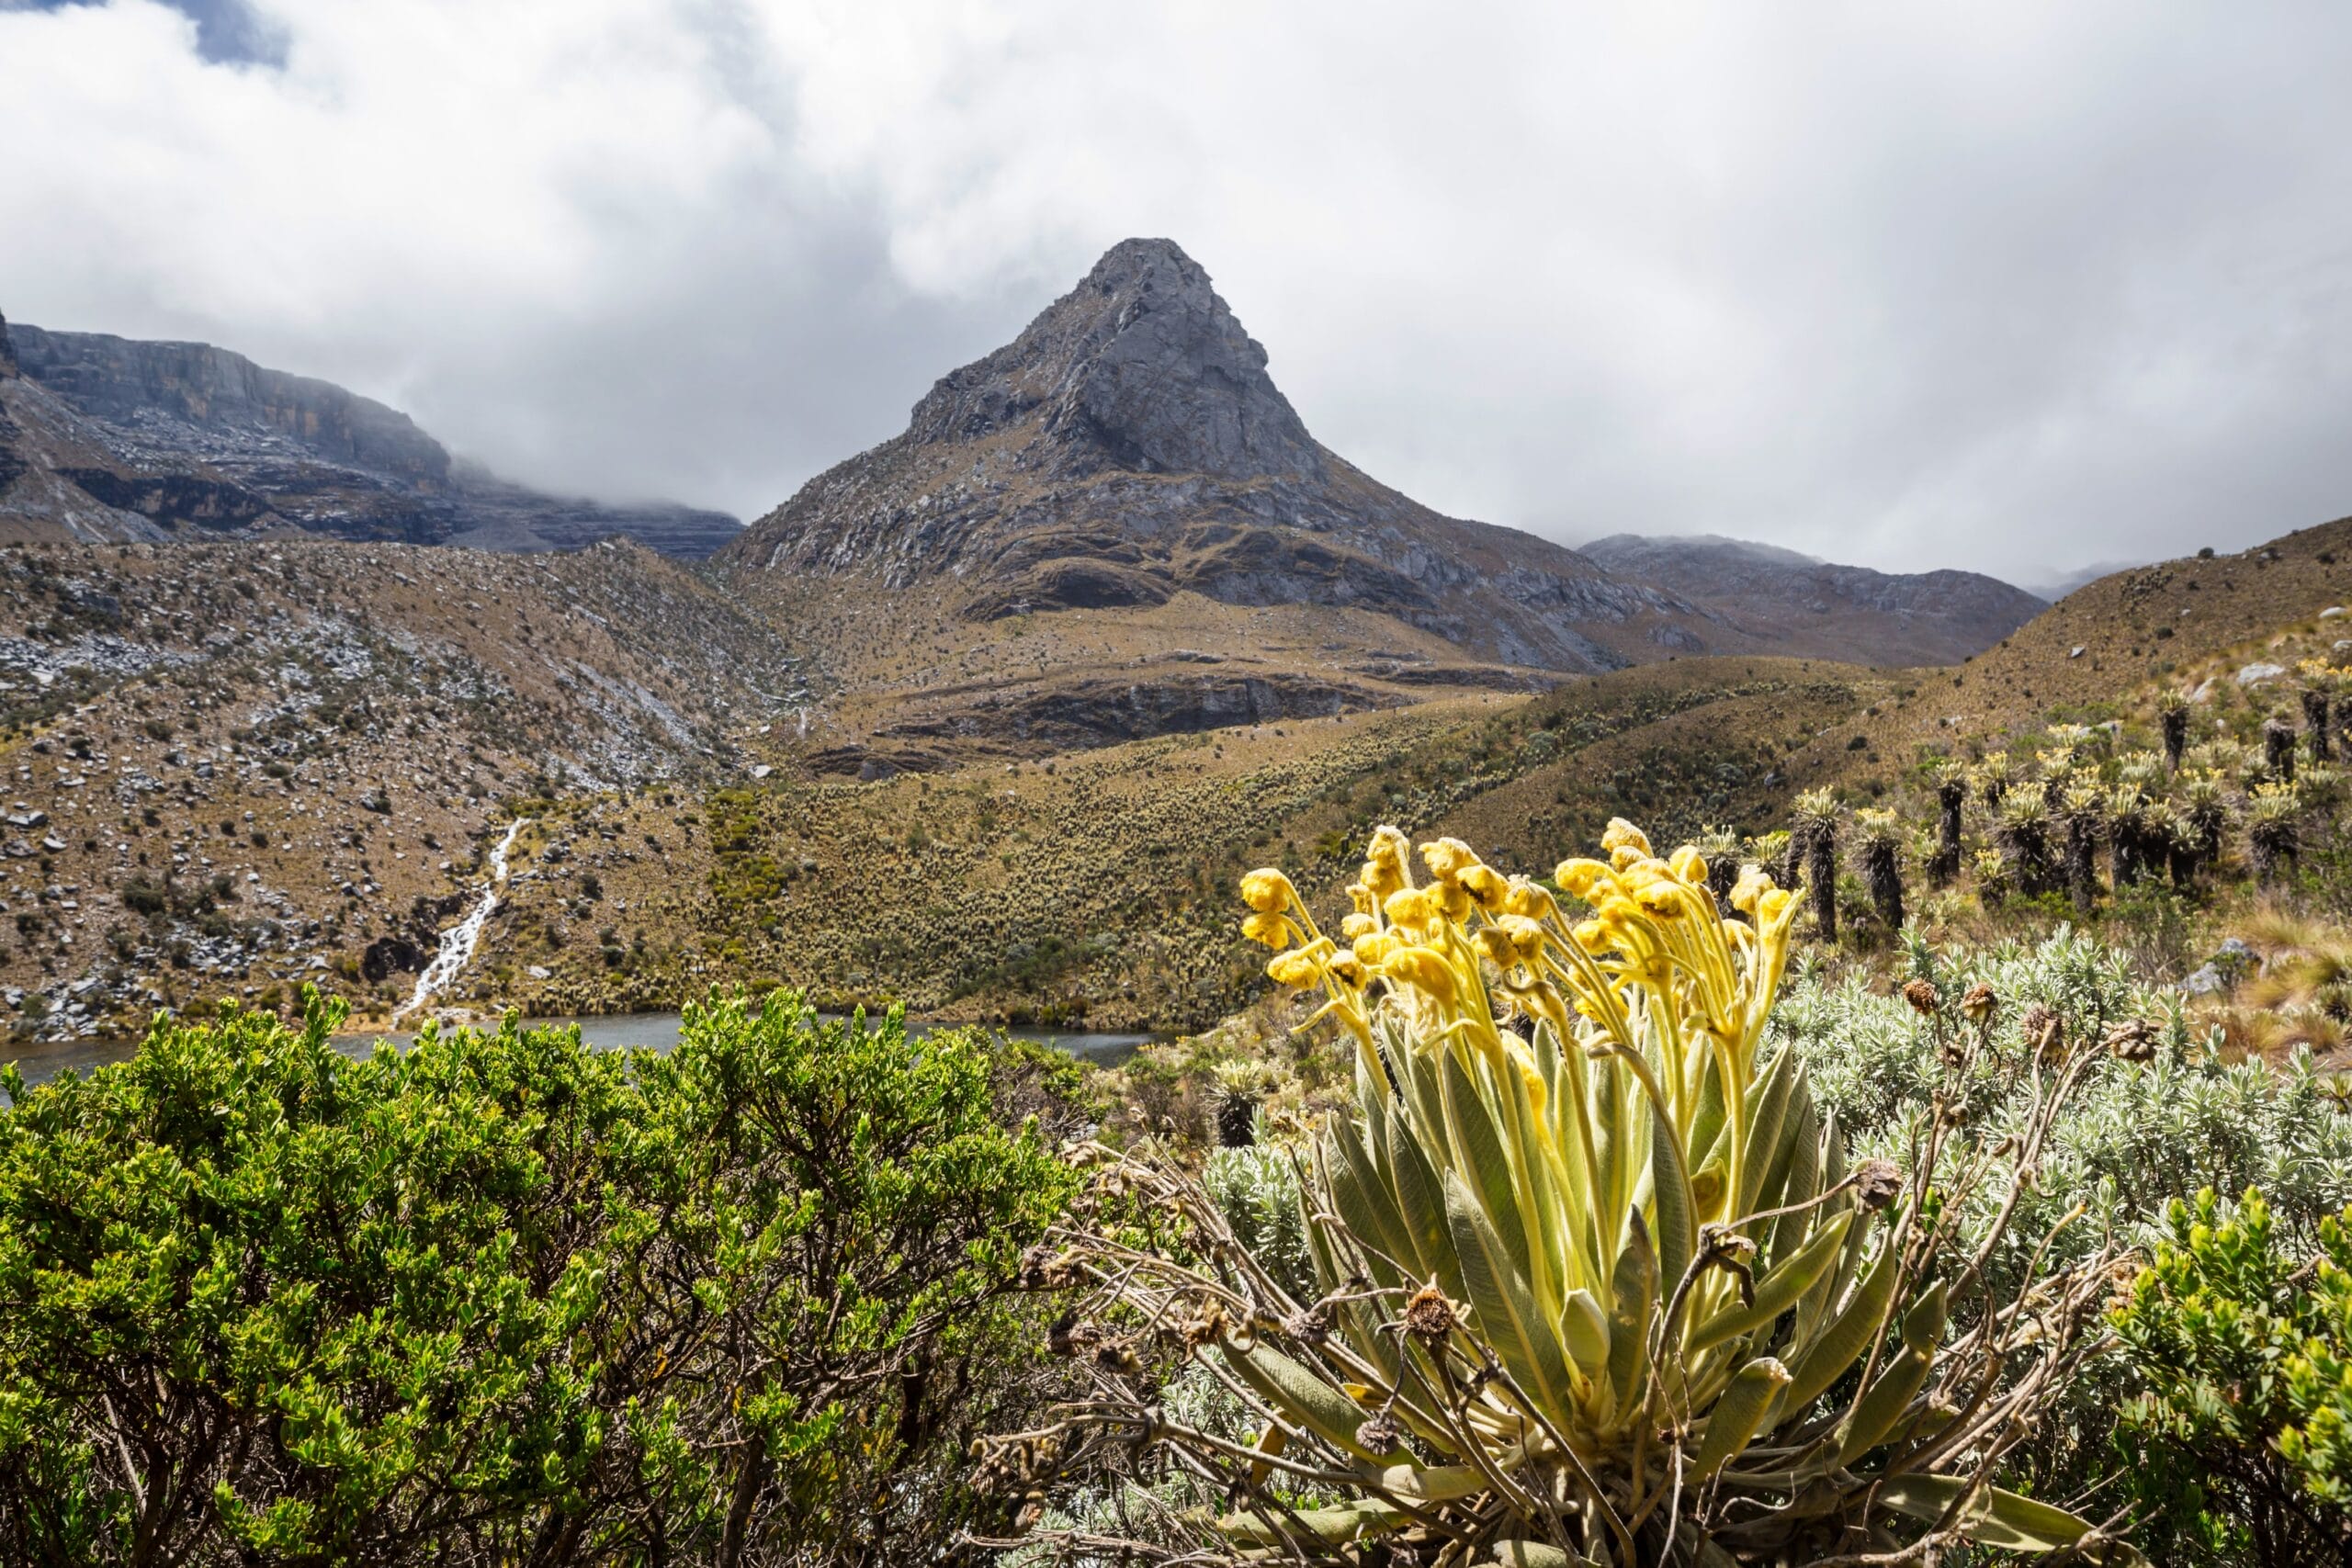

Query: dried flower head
<box><xmin>1903</xmin><ymin>978</ymin><xmax>1940</xmax><ymax>1017</ymax></box>
<box><xmin>1181</xmin><ymin>1301</ymin><xmax>1229</xmax><ymax>1348</ymax></box>
<box><xmin>1355</xmin><ymin>1409</ymin><xmax>1402</xmax><ymax>1453</ymax></box>
<box><xmin>2103</xmin><ymin>1018</ymin><xmax>2158</xmax><ymax>1063</ymax></box>
<box><xmin>1283</xmin><ymin>1303</ymin><xmax>1332</xmax><ymax>1346</ymax></box>
<box><xmin>1961</xmin><ymin>982</ymin><xmax>1998</xmax><ymax>1024</ymax></box>
<box><xmin>2020</xmin><ymin>1002</ymin><xmax>2063</xmax><ymax>1057</ymax></box>
<box><xmin>1853</xmin><ymin>1158</ymin><xmax>1904</xmax><ymax>1212</ymax></box>
<box><xmin>1403</xmin><ymin>1282</ymin><xmax>1460</xmax><ymax>1344</ymax></box>
<box><xmin>1048</xmin><ymin>1312</ymin><xmax>1102</xmax><ymax>1358</ymax></box>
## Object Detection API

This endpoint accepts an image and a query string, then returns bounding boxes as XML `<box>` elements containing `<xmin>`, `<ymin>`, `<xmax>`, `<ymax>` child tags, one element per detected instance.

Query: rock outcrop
<box><xmin>0</xmin><ymin>318</ymin><xmax>741</xmax><ymax>558</ymax></box>
<box><xmin>1580</xmin><ymin>534</ymin><xmax>2047</xmax><ymax>667</ymax></box>
<box><xmin>722</xmin><ymin>239</ymin><xmax>1695</xmax><ymax>673</ymax></box>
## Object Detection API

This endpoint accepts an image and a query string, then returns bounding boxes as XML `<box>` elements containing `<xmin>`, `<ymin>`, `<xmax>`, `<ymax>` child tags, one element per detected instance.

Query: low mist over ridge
<box><xmin>0</xmin><ymin>312</ymin><xmax>740</xmax><ymax>557</ymax></box>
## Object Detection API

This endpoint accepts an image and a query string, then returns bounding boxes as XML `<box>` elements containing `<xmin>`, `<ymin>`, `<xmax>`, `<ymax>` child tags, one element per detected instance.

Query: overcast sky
<box><xmin>4</xmin><ymin>1</ymin><xmax>2349</xmax><ymax>587</ymax></box>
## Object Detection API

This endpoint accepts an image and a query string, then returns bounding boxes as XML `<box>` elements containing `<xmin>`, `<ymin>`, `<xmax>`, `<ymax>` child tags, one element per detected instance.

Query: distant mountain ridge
<box><xmin>1580</xmin><ymin>532</ymin><xmax>2046</xmax><ymax>667</ymax></box>
<box><xmin>0</xmin><ymin>312</ymin><xmax>740</xmax><ymax>558</ymax></box>
<box><xmin>720</xmin><ymin>238</ymin><xmax>1703</xmax><ymax>674</ymax></box>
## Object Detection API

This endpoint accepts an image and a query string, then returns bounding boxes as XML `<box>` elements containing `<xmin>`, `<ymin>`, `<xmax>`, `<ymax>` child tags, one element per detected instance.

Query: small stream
<box><xmin>397</xmin><ymin>818</ymin><xmax>528</xmax><ymax>1021</ymax></box>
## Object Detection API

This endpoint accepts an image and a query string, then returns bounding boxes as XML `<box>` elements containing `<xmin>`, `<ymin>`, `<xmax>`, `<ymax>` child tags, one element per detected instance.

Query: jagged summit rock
<box><xmin>910</xmin><ymin>238</ymin><xmax>1323</xmax><ymax>483</ymax></box>
<box><xmin>723</xmin><ymin>238</ymin><xmax>1691</xmax><ymax>674</ymax></box>
<box><xmin>0</xmin><ymin>315</ymin><xmax>741</xmax><ymax>557</ymax></box>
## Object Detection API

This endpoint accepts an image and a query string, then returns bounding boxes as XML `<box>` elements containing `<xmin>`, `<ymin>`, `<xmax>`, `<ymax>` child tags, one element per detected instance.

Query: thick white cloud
<box><xmin>3</xmin><ymin>0</ymin><xmax>2349</xmax><ymax>584</ymax></box>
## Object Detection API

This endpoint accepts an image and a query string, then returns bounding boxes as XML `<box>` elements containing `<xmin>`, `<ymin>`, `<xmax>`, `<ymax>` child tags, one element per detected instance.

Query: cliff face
<box><xmin>8</xmin><ymin>324</ymin><xmax>451</xmax><ymax>487</ymax></box>
<box><xmin>722</xmin><ymin>239</ymin><xmax>1690</xmax><ymax>673</ymax></box>
<box><xmin>1580</xmin><ymin>534</ymin><xmax>2047</xmax><ymax>667</ymax></box>
<box><xmin>0</xmin><ymin>318</ymin><xmax>740</xmax><ymax>558</ymax></box>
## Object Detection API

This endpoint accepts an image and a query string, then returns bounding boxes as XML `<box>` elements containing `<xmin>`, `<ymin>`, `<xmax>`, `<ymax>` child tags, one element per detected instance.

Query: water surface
<box><xmin>4</xmin><ymin>1010</ymin><xmax>1157</xmax><ymax>1095</ymax></box>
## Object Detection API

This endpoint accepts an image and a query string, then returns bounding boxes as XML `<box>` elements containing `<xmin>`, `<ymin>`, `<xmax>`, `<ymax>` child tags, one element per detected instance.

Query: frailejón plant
<box><xmin>992</xmin><ymin>821</ymin><xmax>2137</xmax><ymax>1565</ymax></box>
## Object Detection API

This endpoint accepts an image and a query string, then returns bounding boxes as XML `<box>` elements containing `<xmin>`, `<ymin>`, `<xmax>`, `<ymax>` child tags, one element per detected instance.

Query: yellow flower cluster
<box><xmin>1241</xmin><ymin>818</ymin><xmax>1798</xmax><ymax>1136</ymax></box>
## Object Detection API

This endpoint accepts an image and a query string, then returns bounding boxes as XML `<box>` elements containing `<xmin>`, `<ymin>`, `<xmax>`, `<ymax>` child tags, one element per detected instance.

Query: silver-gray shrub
<box><xmin>1778</xmin><ymin>926</ymin><xmax>2352</xmax><ymax>1268</ymax></box>
<box><xmin>1201</xmin><ymin>1142</ymin><xmax>1314</xmax><ymax>1300</ymax></box>
<box><xmin>1775</xmin><ymin>924</ymin><xmax>2352</xmax><ymax>1524</ymax></box>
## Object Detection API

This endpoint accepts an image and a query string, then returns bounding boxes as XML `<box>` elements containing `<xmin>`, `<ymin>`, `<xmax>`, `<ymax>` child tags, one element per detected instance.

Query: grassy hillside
<box><xmin>476</xmin><ymin>657</ymin><xmax>1872</xmax><ymax>1031</ymax></box>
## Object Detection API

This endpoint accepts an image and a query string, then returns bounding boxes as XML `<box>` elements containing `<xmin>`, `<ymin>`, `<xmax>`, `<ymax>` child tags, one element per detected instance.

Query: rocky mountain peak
<box><xmin>907</xmin><ymin>236</ymin><xmax>1323</xmax><ymax>482</ymax></box>
<box><xmin>0</xmin><ymin>311</ymin><xmax>17</xmax><ymax>381</ymax></box>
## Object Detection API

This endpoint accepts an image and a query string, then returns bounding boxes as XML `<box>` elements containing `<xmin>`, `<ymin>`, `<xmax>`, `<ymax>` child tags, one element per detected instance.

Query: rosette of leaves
<box><xmin>1975</xmin><ymin>750</ymin><xmax>2016</xmax><ymax>809</ymax></box>
<box><xmin>2107</xmin><ymin>781</ymin><xmax>2157</xmax><ymax>888</ymax></box>
<box><xmin>1004</xmin><ymin>823</ymin><xmax>2137</xmax><ymax>1566</ymax></box>
<box><xmin>2180</xmin><ymin>773</ymin><xmax>2233</xmax><ymax>884</ymax></box>
<box><xmin>2247</xmin><ymin>782</ymin><xmax>2302</xmax><ymax>885</ymax></box>
<box><xmin>1930</xmin><ymin>762</ymin><xmax>1967</xmax><ymax>887</ymax></box>
<box><xmin>1853</xmin><ymin>807</ymin><xmax>1905</xmax><ymax>933</ymax></box>
<box><xmin>1215</xmin><ymin>1062</ymin><xmax>1267</xmax><ymax>1148</ymax></box>
<box><xmin>1996</xmin><ymin>784</ymin><xmax>2061</xmax><ymax>899</ymax></box>
<box><xmin>2158</xmin><ymin>691</ymin><xmax>2192</xmax><ymax>773</ymax></box>
<box><xmin>1794</xmin><ymin>787</ymin><xmax>1843</xmax><ymax>942</ymax></box>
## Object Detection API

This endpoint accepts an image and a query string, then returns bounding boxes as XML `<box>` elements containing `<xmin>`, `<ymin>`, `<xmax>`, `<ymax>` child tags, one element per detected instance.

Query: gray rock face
<box><xmin>911</xmin><ymin>239</ymin><xmax>1323</xmax><ymax>482</ymax></box>
<box><xmin>725</xmin><ymin>238</ymin><xmax>1689</xmax><ymax>674</ymax></box>
<box><xmin>10</xmin><ymin>323</ymin><xmax>451</xmax><ymax>486</ymax></box>
<box><xmin>0</xmin><ymin>317</ymin><xmax>740</xmax><ymax>558</ymax></box>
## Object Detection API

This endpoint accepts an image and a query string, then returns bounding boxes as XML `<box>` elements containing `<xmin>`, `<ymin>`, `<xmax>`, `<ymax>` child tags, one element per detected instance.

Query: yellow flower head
<box><xmin>1267</xmin><ymin>948</ymin><xmax>1325</xmax><ymax>988</ymax></box>
<box><xmin>1457</xmin><ymin>862</ymin><xmax>1510</xmax><ymax>911</ymax></box>
<box><xmin>1431</xmin><ymin>880</ymin><xmax>1475</xmax><ymax>924</ymax></box>
<box><xmin>1349</xmin><ymin>882</ymin><xmax>1377</xmax><ymax>917</ymax></box>
<box><xmin>1382</xmin><ymin>946</ymin><xmax>1459</xmax><ymax>1003</ymax></box>
<box><xmin>1485</xmin><ymin>913</ymin><xmax>1545</xmax><ymax>965</ymax></box>
<box><xmin>1758</xmin><ymin>887</ymin><xmax>1793</xmax><ymax>927</ymax></box>
<box><xmin>1729</xmin><ymin>865</ymin><xmax>1774</xmax><ymax>915</ymax></box>
<box><xmin>1352</xmin><ymin>931</ymin><xmax>1398</xmax><ymax>966</ymax></box>
<box><xmin>1242</xmin><ymin>911</ymin><xmax>1295</xmax><ymax>950</ymax></box>
<box><xmin>1419</xmin><ymin>837</ymin><xmax>1479</xmax><ymax>882</ymax></box>
<box><xmin>1502</xmin><ymin>878</ymin><xmax>1558</xmax><ymax>921</ymax></box>
<box><xmin>1239</xmin><ymin>868</ymin><xmax>1297</xmax><ymax>914</ymax></box>
<box><xmin>1634</xmin><ymin>879</ymin><xmax>1690</xmax><ymax>920</ymax></box>
<box><xmin>1596</xmin><ymin>895</ymin><xmax>1645</xmax><ymax>928</ymax></box>
<box><xmin>1668</xmin><ymin>845</ymin><xmax>1708</xmax><ymax>886</ymax></box>
<box><xmin>1554</xmin><ymin>858</ymin><xmax>1612</xmax><ymax>899</ymax></box>
<box><xmin>1328</xmin><ymin>953</ymin><xmax>1368</xmax><ymax>987</ymax></box>
<box><xmin>1362</xmin><ymin>826</ymin><xmax>1412</xmax><ymax>894</ymax></box>
<box><xmin>1601</xmin><ymin>818</ymin><xmax>1653</xmax><ymax>861</ymax></box>
<box><xmin>1340</xmin><ymin>911</ymin><xmax>1376</xmax><ymax>940</ymax></box>
<box><xmin>1384</xmin><ymin>886</ymin><xmax>1440</xmax><ymax>930</ymax></box>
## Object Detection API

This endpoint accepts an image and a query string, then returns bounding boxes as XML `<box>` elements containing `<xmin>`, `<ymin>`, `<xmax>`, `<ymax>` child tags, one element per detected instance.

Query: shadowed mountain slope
<box><xmin>1581</xmin><ymin>533</ymin><xmax>2045</xmax><ymax>667</ymax></box>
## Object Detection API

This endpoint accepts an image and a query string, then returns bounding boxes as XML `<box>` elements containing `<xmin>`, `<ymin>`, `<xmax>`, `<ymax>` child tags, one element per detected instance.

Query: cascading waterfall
<box><xmin>396</xmin><ymin>818</ymin><xmax>529</xmax><ymax>1021</ymax></box>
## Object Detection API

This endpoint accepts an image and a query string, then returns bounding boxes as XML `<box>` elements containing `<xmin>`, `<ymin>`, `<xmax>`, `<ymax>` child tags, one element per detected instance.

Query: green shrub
<box><xmin>0</xmin><ymin>989</ymin><xmax>1077</xmax><ymax>1565</ymax></box>
<box><xmin>2113</xmin><ymin>1190</ymin><xmax>2352</xmax><ymax>1566</ymax></box>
